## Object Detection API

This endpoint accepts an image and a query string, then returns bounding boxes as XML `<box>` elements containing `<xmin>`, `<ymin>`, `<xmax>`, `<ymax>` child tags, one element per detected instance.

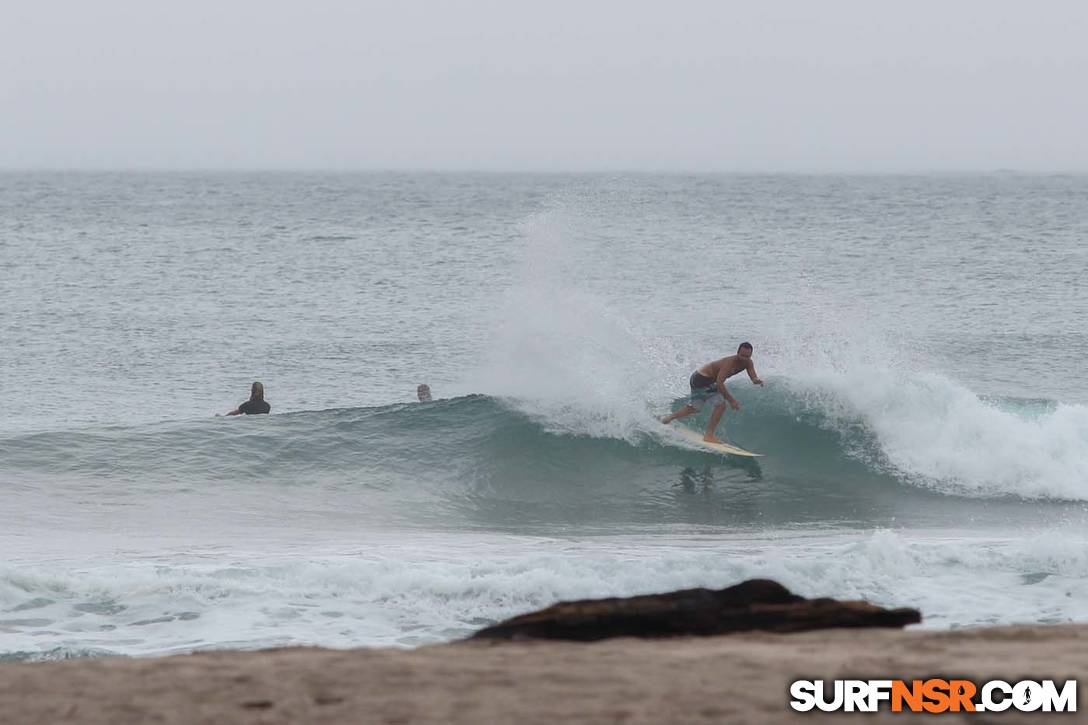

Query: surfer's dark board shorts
<box><xmin>688</xmin><ymin>371</ymin><xmax>726</xmax><ymax>411</ymax></box>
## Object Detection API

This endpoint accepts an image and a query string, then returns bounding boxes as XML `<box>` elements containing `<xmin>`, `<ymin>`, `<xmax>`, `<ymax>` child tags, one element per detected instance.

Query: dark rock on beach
<box><xmin>471</xmin><ymin>578</ymin><xmax>921</xmax><ymax>641</ymax></box>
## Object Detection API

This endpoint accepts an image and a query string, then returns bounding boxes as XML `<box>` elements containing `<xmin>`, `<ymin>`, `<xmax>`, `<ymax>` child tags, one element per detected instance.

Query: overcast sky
<box><xmin>2</xmin><ymin>0</ymin><xmax>1086</xmax><ymax>171</ymax></box>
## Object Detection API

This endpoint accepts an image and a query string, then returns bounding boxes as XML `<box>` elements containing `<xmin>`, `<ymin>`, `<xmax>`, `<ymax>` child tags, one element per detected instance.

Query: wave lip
<box><xmin>778</xmin><ymin>370</ymin><xmax>1088</xmax><ymax>501</ymax></box>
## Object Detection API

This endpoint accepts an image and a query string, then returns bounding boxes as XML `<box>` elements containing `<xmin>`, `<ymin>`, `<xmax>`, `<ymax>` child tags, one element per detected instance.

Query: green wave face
<box><xmin>1</xmin><ymin>389</ymin><xmax>1083</xmax><ymax>533</ymax></box>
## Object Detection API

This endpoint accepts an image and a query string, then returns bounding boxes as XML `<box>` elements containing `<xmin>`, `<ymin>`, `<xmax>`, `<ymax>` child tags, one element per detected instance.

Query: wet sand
<box><xmin>1</xmin><ymin>624</ymin><xmax>1084</xmax><ymax>724</ymax></box>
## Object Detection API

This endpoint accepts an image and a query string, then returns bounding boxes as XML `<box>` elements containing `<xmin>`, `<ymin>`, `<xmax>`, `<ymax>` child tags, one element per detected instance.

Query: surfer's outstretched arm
<box><xmin>746</xmin><ymin>360</ymin><xmax>764</xmax><ymax>386</ymax></box>
<box><xmin>224</xmin><ymin>408</ymin><xmax>242</xmax><ymax>416</ymax></box>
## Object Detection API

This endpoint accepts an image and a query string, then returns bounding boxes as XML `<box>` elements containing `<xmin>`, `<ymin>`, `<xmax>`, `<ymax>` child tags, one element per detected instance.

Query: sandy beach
<box><xmin>2</xmin><ymin>624</ymin><xmax>1083</xmax><ymax>724</ymax></box>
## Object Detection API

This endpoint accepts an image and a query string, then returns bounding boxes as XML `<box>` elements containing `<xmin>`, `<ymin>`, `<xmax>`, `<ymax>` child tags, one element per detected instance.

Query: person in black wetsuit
<box><xmin>659</xmin><ymin>342</ymin><xmax>763</xmax><ymax>443</ymax></box>
<box><xmin>225</xmin><ymin>381</ymin><xmax>271</xmax><ymax>416</ymax></box>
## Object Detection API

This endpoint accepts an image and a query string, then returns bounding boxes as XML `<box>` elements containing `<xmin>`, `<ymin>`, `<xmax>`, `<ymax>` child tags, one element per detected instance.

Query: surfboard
<box><xmin>668</xmin><ymin>425</ymin><xmax>764</xmax><ymax>457</ymax></box>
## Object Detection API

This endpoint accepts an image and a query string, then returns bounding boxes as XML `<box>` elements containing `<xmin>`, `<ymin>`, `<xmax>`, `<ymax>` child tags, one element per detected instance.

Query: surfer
<box><xmin>659</xmin><ymin>342</ymin><xmax>763</xmax><ymax>444</ymax></box>
<box><xmin>225</xmin><ymin>381</ymin><xmax>271</xmax><ymax>416</ymax></box>
<box><xmin>417</xmin><ymin>384</ymin><xmax>433</xmax><ymax>402</ymax></box>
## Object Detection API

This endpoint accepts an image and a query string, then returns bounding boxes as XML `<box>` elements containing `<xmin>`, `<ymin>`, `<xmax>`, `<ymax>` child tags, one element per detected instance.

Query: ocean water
<box><xmin>1</xmin><ymin>172</ymin><xmax>1087</xmax><ymax>660</ymax></box>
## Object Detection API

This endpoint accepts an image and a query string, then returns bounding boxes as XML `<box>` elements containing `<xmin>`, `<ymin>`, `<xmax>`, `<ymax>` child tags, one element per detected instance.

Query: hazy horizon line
<box><xmin>3</xmin><ymin>166</ymin><xmax>1086</xmax><ymax>176</ymax></box>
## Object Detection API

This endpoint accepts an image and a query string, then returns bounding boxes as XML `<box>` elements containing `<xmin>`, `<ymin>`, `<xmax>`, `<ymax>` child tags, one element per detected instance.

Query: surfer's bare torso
<box><xmin>697</xmin><ymin>355</ymin><xmax>753</xmax><ymax>384</ymax></box>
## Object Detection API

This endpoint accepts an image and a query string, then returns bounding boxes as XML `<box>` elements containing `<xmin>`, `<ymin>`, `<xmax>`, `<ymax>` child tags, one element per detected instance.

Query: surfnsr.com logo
<box><xmin>790</xmin><ymin>679</ymin><xmax>1077</xmax><ymax>714</ymax></box>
